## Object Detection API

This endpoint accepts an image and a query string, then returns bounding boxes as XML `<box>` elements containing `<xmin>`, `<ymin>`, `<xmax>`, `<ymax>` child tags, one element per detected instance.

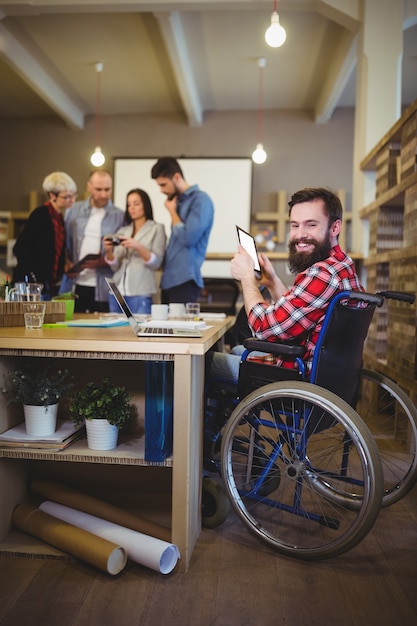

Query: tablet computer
<box><xmin>236</xmin><ymin>225</ymin><xmax>262</xmax><ymax>279</ymax></box>
<box><xmin>70</xmin><ymin>253</ymin><xmax>100</xmax><ymax>274</ymax></box>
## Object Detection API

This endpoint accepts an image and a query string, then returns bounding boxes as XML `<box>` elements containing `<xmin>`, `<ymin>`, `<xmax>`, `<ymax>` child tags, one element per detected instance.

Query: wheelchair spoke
<box><xmin>221</xmin><ymin>381</ymin><xmax>383</xmax><ymax>560</ymax></box>
<box><xmin>356</xmin><ymin>369</ymin><xmax>417</xmax><ymax>506</ymax></box>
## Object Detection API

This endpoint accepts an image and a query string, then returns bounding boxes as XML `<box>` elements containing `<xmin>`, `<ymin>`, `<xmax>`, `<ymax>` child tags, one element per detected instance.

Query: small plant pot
<box><xmin>23</xmin><ymin>403</ymin><xmax>58</xmax><ymax>437</ymax></box>
<box><xmin>52</xmin><ymin>296</ymin><xmax>75</xmax><ymax>320</ymax></box>
<box><xmin>85</xmin><ymin>419</ymin><xmax>119</xmax><ymax>450</ymax></box>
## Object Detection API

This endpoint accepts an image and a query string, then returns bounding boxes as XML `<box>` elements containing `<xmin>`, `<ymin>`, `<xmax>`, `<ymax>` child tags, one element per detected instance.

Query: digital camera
<box><xmin>105</xmin><ymin>236</ymin><xmax>122</xmax><ymax>246</ymax></box>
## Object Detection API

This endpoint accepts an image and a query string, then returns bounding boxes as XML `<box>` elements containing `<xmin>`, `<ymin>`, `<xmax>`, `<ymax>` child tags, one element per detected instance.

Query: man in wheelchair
<box><xmin>204</xmin><ymin>187</ymin><xmax>364</xmax><ymax>461</ymax></box>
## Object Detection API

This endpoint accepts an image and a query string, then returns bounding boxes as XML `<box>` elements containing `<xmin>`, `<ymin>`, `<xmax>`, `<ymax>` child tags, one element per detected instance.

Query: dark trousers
<box><xmin>161</xmin><ymin>280</ymin><xmax>201</xmax><ymax>305</ymax></box>
<box><xmin>74</xmin><ymin>285</ymin><xmax>109</xmax><ymax>313</ymax></box>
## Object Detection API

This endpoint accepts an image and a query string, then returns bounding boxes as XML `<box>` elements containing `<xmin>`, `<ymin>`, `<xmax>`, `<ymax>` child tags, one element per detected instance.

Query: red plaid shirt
<box><xmin>247</xmin><ymin>245</ymin><xmax>364</xmax><ymax>373</ymax></box>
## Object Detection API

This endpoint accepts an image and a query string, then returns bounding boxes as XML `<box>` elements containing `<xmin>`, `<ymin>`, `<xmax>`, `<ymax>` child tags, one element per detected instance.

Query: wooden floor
<box><xmin>1</xmin><ymin>482</ymin><xmax>417</xmax><ymax>626</ymax></box>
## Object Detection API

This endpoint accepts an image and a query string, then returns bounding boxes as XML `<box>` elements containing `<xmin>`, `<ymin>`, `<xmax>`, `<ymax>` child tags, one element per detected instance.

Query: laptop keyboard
<box><xmin>141</xmin><ymin>327</ymin><xmax>174</xmax><ymax>334</ymax></box>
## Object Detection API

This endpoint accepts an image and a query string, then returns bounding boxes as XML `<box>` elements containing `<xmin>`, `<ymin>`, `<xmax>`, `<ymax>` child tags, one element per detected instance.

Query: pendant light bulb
<box><xmin>265</xmin><ymin>11</ymin><xmax>286</xmax><ymax>48</ymax></box>
<box><xmin>90</xmin><ymin>146</ymin><xmax>105</xmax><ymax>167</ymax></box>
<box><xmin>252</xmin><ymin>143</ymin><xmax>267</xmax><ymax>164</ymax></box>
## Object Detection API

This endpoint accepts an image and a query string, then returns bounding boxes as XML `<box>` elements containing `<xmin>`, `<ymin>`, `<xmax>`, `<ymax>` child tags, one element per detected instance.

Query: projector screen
<box><xmin>113</xmin><ymin>158</ymin><xmax>252</xmax><ymax>277</ymax></box>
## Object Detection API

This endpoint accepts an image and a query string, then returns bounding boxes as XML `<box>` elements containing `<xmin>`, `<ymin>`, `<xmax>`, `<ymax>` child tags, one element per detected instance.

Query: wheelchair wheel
<box><xmin>356</xmin><ymin>369</ymin><xmax>417</xmax><ymax>507</ymax></box>
<box><xmin>220</xmin><ymin>381</ymin><xmax>383</xmax><ymax>560</ymax></box>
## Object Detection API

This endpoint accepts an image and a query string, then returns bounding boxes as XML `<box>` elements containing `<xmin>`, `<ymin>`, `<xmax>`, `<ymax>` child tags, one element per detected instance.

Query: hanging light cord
<box><xmin>95</xmin><ymin>66</ymin><xmax>102</xmax><ymax>149</ymax></box>
<box><xmin>257</xmin><ymin>61</ymin><xmax>264</xmax><ymax>145</ymax></box>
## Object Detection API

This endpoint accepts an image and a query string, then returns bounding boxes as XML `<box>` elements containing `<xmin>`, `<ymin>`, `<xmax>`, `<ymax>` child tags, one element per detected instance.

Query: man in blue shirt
<box><xmin>151</xmin><ymin>157</ymin><xmax>214</xmax><ymax>304</ymax></box>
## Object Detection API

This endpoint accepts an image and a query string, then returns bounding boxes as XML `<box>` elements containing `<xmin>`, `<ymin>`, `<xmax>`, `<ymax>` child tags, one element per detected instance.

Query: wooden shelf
<box><xmin>0</xmin><ymin>434</ymin><xmax>172</xmax><ymax>467</ymax></box>
<box><xmin>359</xmin><ymin>171</ymin><xmax>417</xmax><ymax>217</ymax></box>
<box><xmin>360</xmin><ymin>99</ymin><xmax>417</xmax><ymax>171</ymax></box>
<box><xmin>363</xmin><ymin>244</ymin><xmax>417</xmax><ymax>266</ymax></box>
<box><xmin>360</xmin><ymin>98</ymin><xmax>417</xmax><ymax>401</ymax></box>
<box><xmin>0</xmin><ymin>319</ymin><xmax>232</xmax><ymax>572</ymax></box>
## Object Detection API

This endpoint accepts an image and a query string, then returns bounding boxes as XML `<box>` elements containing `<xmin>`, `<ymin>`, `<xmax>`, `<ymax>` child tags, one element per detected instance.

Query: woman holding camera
<box><xmin>103</xmin><ymin>188</ymin><xmax>166</xmax><ymax>314</ymax></box>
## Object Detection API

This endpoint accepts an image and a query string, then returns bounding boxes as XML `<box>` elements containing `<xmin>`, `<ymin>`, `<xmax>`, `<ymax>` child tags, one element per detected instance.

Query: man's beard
<box><xmin>287</xmin><ymin>233</ymin><xmax>332</xmax><ymax>274</ymax></box>
<box><xmin>166</xmin><ymin>181</ymin><xmax>180</xmax><ymax>201</ymax></box>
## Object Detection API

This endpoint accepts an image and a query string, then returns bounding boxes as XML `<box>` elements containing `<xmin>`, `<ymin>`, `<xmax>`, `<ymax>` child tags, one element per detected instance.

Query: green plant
<box><xmin>51</xmin><ymin>292</ymin><xmax>78</xmax><ymax>300</ymax></box>
<box><xmin>3</xmin><ymin>367</ymin><xmax>73</xmax><ymax>408</ymax></box>
<box><xmin>69</xmin><ymin>378</ymin><xmax>133</xmax><ymax>429</ymax></box>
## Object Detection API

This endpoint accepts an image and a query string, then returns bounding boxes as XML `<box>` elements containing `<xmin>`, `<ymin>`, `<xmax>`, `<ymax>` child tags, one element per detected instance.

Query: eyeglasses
<box><xmin>57</xmin><ymin>193</ymin><xmax>77</xmax><ymax>201</ymax></box>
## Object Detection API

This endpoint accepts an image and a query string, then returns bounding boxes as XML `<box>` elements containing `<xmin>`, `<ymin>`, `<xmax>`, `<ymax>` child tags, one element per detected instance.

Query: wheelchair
<box><xmin>202</xmin><ymin>289</ymin><xmax>417</xmax><ymax>560</ymax></box>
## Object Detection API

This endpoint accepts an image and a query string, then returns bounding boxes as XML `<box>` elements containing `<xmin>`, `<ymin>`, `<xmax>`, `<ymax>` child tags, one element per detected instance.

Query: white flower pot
<box><xmin>23</xmin><ymin>403</ymin><xmax>58</xmax><ymax>437</ymax></box>
<box><xmin>85</xmin><ymin>419</ymin><xmax>119</xmax><ymax>450</ymax></box>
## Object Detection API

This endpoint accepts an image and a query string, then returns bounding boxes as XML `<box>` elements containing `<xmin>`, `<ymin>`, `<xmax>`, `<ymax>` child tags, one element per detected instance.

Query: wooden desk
<box><xmin>0</xmin><ymin>318</ymin><xmax>232</xmax><ymax>572</ymax></box>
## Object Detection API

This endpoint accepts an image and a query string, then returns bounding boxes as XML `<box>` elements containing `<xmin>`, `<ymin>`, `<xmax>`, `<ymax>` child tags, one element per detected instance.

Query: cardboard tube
<box><xmin>40</xmin><ymin>501</ymin><xmax>180</xmax><ymax>574</ymax></box>
<box><xmin>13</xmin><ymin>504</ymin><xmax>127</xmax><ymax>575</ymax></box>
<box><xmin>31</xmin><ymin>479</ymin><xmax>172</xmax><ymax>543</ymax></box>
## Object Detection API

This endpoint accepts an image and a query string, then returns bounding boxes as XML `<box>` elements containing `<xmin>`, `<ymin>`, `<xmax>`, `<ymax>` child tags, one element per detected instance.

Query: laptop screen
<box><xmin>105</xmin><ymin>278</ymin><xmax>135</xmax><ymax>319</ymax></box>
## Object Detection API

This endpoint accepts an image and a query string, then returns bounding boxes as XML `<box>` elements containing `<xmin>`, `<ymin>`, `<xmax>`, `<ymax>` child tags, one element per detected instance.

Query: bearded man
<box><xmin>206</xmin><ymin>187</ymin><xmax>364</xmax><ymax>387</ymax></box>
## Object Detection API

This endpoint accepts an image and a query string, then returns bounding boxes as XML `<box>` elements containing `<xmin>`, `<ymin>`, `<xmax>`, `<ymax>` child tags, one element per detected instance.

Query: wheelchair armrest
<box><xmin>243</xmin><ymin>338</ymin><xmax>306</xmax><ymax>358</ymax></box>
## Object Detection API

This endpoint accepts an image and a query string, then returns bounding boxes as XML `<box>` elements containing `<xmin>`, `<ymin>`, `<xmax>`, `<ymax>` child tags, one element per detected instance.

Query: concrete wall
<box><xmin>0</xmin><ymin>107</ymin><xmax>355</xmax><ymax>218</ymax></box>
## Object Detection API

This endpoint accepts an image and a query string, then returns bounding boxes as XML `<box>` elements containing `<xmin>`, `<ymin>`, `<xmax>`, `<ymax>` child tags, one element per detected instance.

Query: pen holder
<box><xmin>0</xmin><ymin>301</ymin><xmax>66</xmax><ymax>327</ymax></box>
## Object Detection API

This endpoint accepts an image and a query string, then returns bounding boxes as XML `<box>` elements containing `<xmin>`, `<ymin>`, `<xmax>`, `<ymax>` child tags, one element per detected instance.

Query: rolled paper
<box><xmin>40</xmin><ymin>501</ymin><xmax>180</xmax><ymax>574</ymax></box>
<box><xmin>12</xmin><ymin>504</ymin><xmax>127</xmax><ymax>575</ymax></box>
<box><xmin>31</xmin><ymin>479</ymin><xmax>172</xmax><ymax>543</ymax></box>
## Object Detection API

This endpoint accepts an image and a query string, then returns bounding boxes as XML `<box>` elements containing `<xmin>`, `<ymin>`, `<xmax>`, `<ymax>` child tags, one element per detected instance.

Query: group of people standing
<box><xmin>13</xmin><ymin>157</ymin><xmax>215</xmax><ymax>314</ymax></box>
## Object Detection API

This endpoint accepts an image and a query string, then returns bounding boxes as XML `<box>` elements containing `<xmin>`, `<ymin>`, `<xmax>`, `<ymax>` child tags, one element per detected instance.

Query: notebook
<box><xmin>105</xmin><ymin>278</ymin><xmax>204</xmax><ymax>338</ymax></box>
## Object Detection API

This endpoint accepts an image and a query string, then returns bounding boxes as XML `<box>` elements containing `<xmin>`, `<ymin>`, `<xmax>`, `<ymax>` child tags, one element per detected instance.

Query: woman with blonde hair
<box><xmin>13</xmin><ymin>171</ymin><xmax>77</xmax><ymax>299</ymax></box>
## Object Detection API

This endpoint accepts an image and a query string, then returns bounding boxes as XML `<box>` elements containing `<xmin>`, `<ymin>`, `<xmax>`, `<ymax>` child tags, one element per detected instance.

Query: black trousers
<box><xmin>74</xmin><ymin>285</ymin><xmax>109</xmax><ymax>313</ymax></box>
<box><xmin>161</xmin><ymin>280</ymin><xmax>201</xmax><ymax>305</ymax></box>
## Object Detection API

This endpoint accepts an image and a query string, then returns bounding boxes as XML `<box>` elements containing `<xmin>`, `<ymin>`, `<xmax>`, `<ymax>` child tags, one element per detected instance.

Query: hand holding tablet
<box><xmin>68</xmin><ymin>254</ymin><xmax>100</xmax><ymax>274</ymax></box>
<box><xmin>236</xmin><ymin>225</ymin><xmax>262</xmax><ymax>280</ymax></box>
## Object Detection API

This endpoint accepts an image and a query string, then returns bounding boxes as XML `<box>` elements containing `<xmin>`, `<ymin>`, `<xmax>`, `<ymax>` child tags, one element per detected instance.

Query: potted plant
<box><xmin>3</xmin><ymin>366</ymin><xmax>73</xmax><ymax>437</ymax></box>
<box><xmin>51</xmin><ymin>292</ymin><xmax>78</xmax><ymax>321</ymax></box>
<box><xmin>69</xmin><ymin>378</ymin><xmax>133</xmax><ymax>450</ymax></box>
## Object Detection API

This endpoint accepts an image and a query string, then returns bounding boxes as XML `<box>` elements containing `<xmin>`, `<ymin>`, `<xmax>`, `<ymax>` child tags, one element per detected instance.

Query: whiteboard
<box><xmin>113</xmin><ymin>158</ymin><xmax>252</xmax><ymax>277</ymax></box>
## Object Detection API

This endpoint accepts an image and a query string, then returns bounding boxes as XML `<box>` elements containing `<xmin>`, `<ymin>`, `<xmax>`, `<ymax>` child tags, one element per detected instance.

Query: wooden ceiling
<box><xmin>0</xmin><ymin>1</ymin><xmax>416</xmax><ymax>129</ymax></box>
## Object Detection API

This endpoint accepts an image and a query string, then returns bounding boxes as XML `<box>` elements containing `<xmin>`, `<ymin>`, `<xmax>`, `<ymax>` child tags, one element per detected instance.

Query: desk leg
<box><xmin>171</xmin><ymin>354</ymin><xmax>203</xmax><ymax>572</ymax></box>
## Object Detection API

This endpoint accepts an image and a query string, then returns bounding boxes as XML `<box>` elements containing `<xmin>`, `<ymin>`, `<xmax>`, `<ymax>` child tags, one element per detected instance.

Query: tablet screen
<box><xmin>236</xmin><ymin>226</ymin><xmax>261</xmax><ymax>279</ymax></box>
<box><xmin>236</xmin><ymin>226</ymin><xmax>261</xmax><ymax>276</ymax></box>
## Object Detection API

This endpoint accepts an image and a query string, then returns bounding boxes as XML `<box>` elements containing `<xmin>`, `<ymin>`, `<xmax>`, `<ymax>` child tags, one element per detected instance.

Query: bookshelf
<box><xmin>360</xmin><ymin>98</ymin><xmax>417</xmax><ymax>402</ymax></box>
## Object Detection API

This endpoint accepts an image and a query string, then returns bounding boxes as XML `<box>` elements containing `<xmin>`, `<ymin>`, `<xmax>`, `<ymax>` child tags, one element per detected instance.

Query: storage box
<box><xmin>0</xmin><ymin>301</ymin><xmax>66</xmax><ymax>327</ymax></box>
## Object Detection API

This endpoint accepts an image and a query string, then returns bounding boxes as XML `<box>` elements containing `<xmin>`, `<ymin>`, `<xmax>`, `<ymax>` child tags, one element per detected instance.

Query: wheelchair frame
<box><xmin>203</xmin><ymin>289</ymin><xmax>417</xmax><ymax>559</ymax></box>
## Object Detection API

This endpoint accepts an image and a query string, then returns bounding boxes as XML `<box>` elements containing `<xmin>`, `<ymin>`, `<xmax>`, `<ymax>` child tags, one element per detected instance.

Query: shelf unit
<box><xmin>360</xmin><ymin>99</ymin><xmax>417</xmax><ymax>402</ymax></box>
<box><xmin>0</xmin><ymin>319</ymin><xmax>233</xmax><ymax>572</ymax></box>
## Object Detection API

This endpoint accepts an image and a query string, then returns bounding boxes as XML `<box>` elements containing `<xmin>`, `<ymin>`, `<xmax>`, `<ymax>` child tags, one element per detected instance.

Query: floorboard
<box><xmin>1</xmin><ymin>488</ymin><xmax>416</xmax><ymax>626</ymax></box>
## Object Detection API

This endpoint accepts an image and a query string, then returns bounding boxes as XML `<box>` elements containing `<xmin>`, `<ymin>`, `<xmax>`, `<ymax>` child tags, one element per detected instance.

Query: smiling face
<box><xmin>287</xmin><ymin>199</ymin><xmax>341</xmax><ymax>273</ymax></box>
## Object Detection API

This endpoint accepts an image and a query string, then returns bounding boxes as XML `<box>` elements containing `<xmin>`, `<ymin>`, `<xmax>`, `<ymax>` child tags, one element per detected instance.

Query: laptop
<box><xmin>105</xmin><ymin>278</ymin><xmax>204</xmax><ymax>338</ymax></box>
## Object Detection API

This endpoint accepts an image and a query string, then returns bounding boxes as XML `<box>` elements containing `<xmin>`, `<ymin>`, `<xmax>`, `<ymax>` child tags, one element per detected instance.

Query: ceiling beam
<box><xmin>314</xmin><ymin>0</ymin><xmax>361</xmax><ymax>31</ymax></box>
<box><xmin>155</xmin><ymin>11</ymin><xmax>203</xmax><ymax>127</ymax></box>
<box><xmin>0</xmin><ymin>19</ymin><xmax>86</xmax><ymax>128</ymax></box>
<box><xmin>311</xmin><ymin>0</ymin><xmax>360</xmax><ymax>122</ymax></box>
<box><xmin>314</xmin><ymin>32</ymin><xmax>357</xmax><ymax>123</ymax></box>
